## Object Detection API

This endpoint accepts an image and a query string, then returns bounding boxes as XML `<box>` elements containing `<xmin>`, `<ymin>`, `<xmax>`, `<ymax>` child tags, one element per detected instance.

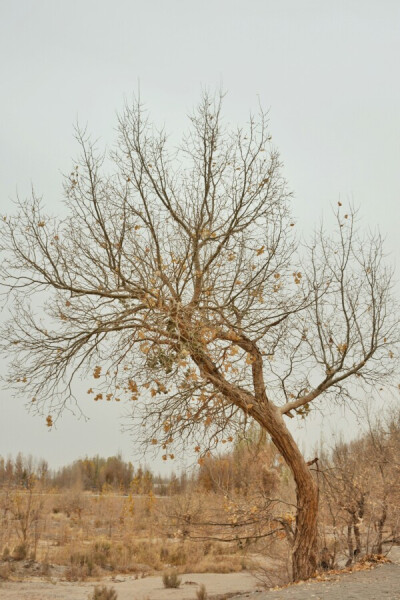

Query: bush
<box><xmin>40</xmin><ymin>560</ymin><xmax>51</xmax><ymax>576</ymax></box>
<box><xmin>70</xmin><ymin>551</ymin><xmax>94</xmax><ymax>573</ymax></box>
<box><xmin>162</xmin><ymin>569</ymin><xmax>181</xmax><ymax>588</ymax></box>
<box><xmin>169</xmin><ymin>545</ymin><xmax>187</xmax><ymax>566</ymax></box>
<box><xmin>65</xmin><ymin>552</ymin><xmax>95</xmax><ymax>581</ymax></box>
<box><xmin>196</xmin><ymin>584</ymin><xmax>208</xmax><ymax>600</ymax></box>
<box><xmin>89</xmin><ymin>585</ymin><xmax>118</xmax><ymax>600</ymax></box>
<box><xmin>12</xmin><ymin>542</ymin><xmax>28</xmax><ymax>561</ymax></box>
<box><xmin>92</xmin><ymin>539</ymin><xmax>112</xmax><ymax>567</ymax></box>
<box><xmin>0</xmin><ymin>563</ymin><xmax>11</xmax><ymax>581</ymax></box>
<box><xmin>65</xmin><ymin>565</ymin><xmax>84</xmax><ymax>582</ymax></box>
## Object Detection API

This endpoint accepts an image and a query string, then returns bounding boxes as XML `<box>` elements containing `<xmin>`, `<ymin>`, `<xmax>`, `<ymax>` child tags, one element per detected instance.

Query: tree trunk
<box><xmin>256</xmin><ymin>406</ymin><xmax>319</xmax><ymax>581</ymax></box>
<box><xmin>375</xmin><ymin>500</ymin><xmax>387</xmax><ymax>554</ymax></box>
<box><xmin>291</xmin><ymin>466</ymin><xmax>319</xmax><ymax>580</ymax></box>
<box><xmin>347</xmin><ymin>521</ymin><xmax>354</xmax><ymax>562</ymax></box>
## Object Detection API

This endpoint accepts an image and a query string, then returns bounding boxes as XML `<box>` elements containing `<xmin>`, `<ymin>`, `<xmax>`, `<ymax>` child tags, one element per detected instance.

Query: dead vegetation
<box><xmin>0</xmin><ymin>413</ymin><xmax>399</xmax><ymax>588</ymax></box>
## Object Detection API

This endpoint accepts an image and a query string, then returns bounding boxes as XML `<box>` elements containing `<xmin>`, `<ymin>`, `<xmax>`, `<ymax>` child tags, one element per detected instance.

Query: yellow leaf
<box><xmin>128</xmin><ymin>380</ymin><xmax>138</xmax><ymax>393</ymax></box>
<box><xmin>246</xmin><ymin>354</ymin><xmax>255</xmax><ymax>365</ymax></box>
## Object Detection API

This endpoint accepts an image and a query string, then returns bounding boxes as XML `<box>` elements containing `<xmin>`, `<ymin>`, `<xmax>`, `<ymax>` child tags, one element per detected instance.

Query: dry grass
<box><xmin>196</xmin><ymin>584</ymin><xmax>208</xmax><ymax>600</ymax></box>
<box><xmin>0</xmin><ymin>488</ymin><xmax>254</xmax><ymax>582</ymax></box>
<box><xmin>90</xmin><ymin>586</ymin><xmax>118</xmax><ymax>600</ymax></box>
<box><xmin>2</xmin><ymin>422</ymin><xmax>398</xmax><ymax>587</ymax></box>
<box><xmin>162</xmin><ymin>569</ymin><xmax>181</xmax><ymax>588</ymax></box>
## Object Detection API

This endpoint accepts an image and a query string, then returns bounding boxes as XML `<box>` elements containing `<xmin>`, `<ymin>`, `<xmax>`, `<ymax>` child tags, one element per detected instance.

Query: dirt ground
<box><xmin>0</xmin><ymin>571</ymin><xmax>260</xmax><ymax>600</ymax></box>
<box><xmin>232</xmin><ymin>563</ymin><xmax>400</xmax><ymax>599</ymax></box>
<box><xmin>232</xmin><ymin>547</ymin><xmax>400</xmax><ymax>600</ymax></box>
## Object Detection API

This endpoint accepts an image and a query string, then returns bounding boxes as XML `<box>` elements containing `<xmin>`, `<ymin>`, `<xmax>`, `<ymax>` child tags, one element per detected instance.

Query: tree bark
<box><xmin>375</xmin><ymin>500</ymin><xmax>387</xmax><ymax>554</ymax></box>
<box><xmin>347</xmin><ymin>522</ymin><xmax>354</xmax><ymax>562</ymax></box>
<box><xmin>256</xmin><ymin>405</ymin><xmax>319</xmax><ymax>581</ymax></box>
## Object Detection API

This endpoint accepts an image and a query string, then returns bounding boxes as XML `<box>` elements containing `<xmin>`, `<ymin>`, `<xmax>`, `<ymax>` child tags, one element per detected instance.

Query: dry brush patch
<box><xmin>1</xmin><ymin>415</ymin><xmax>400</xmax><ymax>588</ymax></box>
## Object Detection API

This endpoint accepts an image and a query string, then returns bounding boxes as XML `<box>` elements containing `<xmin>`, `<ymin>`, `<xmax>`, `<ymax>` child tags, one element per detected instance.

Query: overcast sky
<box><xmin>0</xmin><ymin>1</ymin><xmax>399</xmax><ymax>472</ymax></box>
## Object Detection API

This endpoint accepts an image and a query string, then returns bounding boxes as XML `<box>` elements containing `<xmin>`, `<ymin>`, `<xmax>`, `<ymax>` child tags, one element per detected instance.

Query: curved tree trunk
<box><xmin>256</xmin><ymin>406</ymin><xmax>319</xmax><ymax>581</ymax></box>
<box><xmin>291</xmin><ymin>464</ymin><xmax>319</xmax><ymax>580</ymax></box>
<box><xmin>192</xmin><ymin>343</ymin><xmax>319</xmax><ymax>581</ymax></box>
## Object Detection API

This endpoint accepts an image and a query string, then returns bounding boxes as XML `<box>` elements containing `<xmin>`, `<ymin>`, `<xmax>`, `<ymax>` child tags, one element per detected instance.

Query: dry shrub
<box><xmin>89</xmin><ymin>585</ymin><xmax>118</xmax><ymax>600</ymax></box>
<box><xmin>58</xmin><ymin>537</ymin><xmax>162</xmax><ymax>576</ymax></box>
<box><xmin>12</xmin><ymin>542</ymin><xmax>28</xmax><ymax>561</ymax></box>
<box><xmin>128</xmin><ymin>540</ymin><xmax>162</xmax><ymax>570</ymax></box>
<box><xmin>65</xmin><ymin>550</ymin><xmax>97</xmax><ymax>581</ymax></box>
<box><xmin>0</xmin><ymin>563</ymin><xmax>12</xmax><ymax>581</ymax></box>
<box><xmin>162</xmin><ymin>569</ymin><xmax>181</xmax><ymax>588</ymax></box>
<box><xmin>167</xmin><ymin>544</ymin><xmax>187</xmax><ymax>566</ymax></box>
<box><xmin>40</xmin><ymin>559</ymin><xmax>51</xmax><ymax>576</ymax></box>
<box><xmin>59</xmin><ymin>485</ymin><xmax>86</xmax><ymax>519</ymax></box>
<box><xmin>251</xmin><ymin>544</ymin><xmax>292</xmax><ymax>589</ymax></box>
<box><xmin>191</xmin><ymin>554</ymin><xmax>245</xmax><ymax>574</ymax></box>
<box><xmin>196</xmin><ymin>584</ymin><xmax>208</xmax><ymax>600</ymax></box>
<box><xmin>65</xmin><ymin>564</ymin><xmax>88</xmax><ymax>582</ymax></box>
<box><xmin>92</xmin><ymin>538</ymin><xmax>112</xmax><ymax>567</ymax></box>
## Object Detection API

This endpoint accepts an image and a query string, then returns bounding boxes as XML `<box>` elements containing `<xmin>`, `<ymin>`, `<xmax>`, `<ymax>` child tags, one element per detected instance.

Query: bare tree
<box><xmin>318</xmin><ymin>407</ymin><xmax>400</xmax><ymax>563</ymax></box>
<box><xmin>0</xmin><ymin>92</ymin><xmax>398</xmax><ymax>580</ymax></box>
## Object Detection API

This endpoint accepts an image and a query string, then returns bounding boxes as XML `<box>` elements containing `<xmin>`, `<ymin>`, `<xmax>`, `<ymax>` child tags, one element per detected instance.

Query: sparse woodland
<box><xmin>0</xmin><ymin>92</ymin><xmax>399</xmax><ymax>581</ymax></box>
<box><xmin>0</xmin><ymin>415</ymin><xmax>399</xmax><ymax>586</ymax></box>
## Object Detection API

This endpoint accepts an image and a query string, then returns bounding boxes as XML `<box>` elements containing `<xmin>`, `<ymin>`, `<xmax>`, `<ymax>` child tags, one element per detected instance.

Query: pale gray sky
<box><xmin>0</xmin><ymin>1</ymin><xmax>399</xmax><ymax>471</ymax></box>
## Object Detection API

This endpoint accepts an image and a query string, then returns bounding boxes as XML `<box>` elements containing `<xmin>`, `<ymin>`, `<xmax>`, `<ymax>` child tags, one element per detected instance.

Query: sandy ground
<box><xmin>0</xmin><ymin>571</ymin><xmax>260</xmax><ymax>600</ymax></box>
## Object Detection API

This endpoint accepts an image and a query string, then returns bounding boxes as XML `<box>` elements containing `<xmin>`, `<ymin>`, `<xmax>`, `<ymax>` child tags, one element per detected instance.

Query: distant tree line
<box><xmin>0</xmin><ymin>453</ymin><xmax>158</xmax><ymax>493</ymax></box>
